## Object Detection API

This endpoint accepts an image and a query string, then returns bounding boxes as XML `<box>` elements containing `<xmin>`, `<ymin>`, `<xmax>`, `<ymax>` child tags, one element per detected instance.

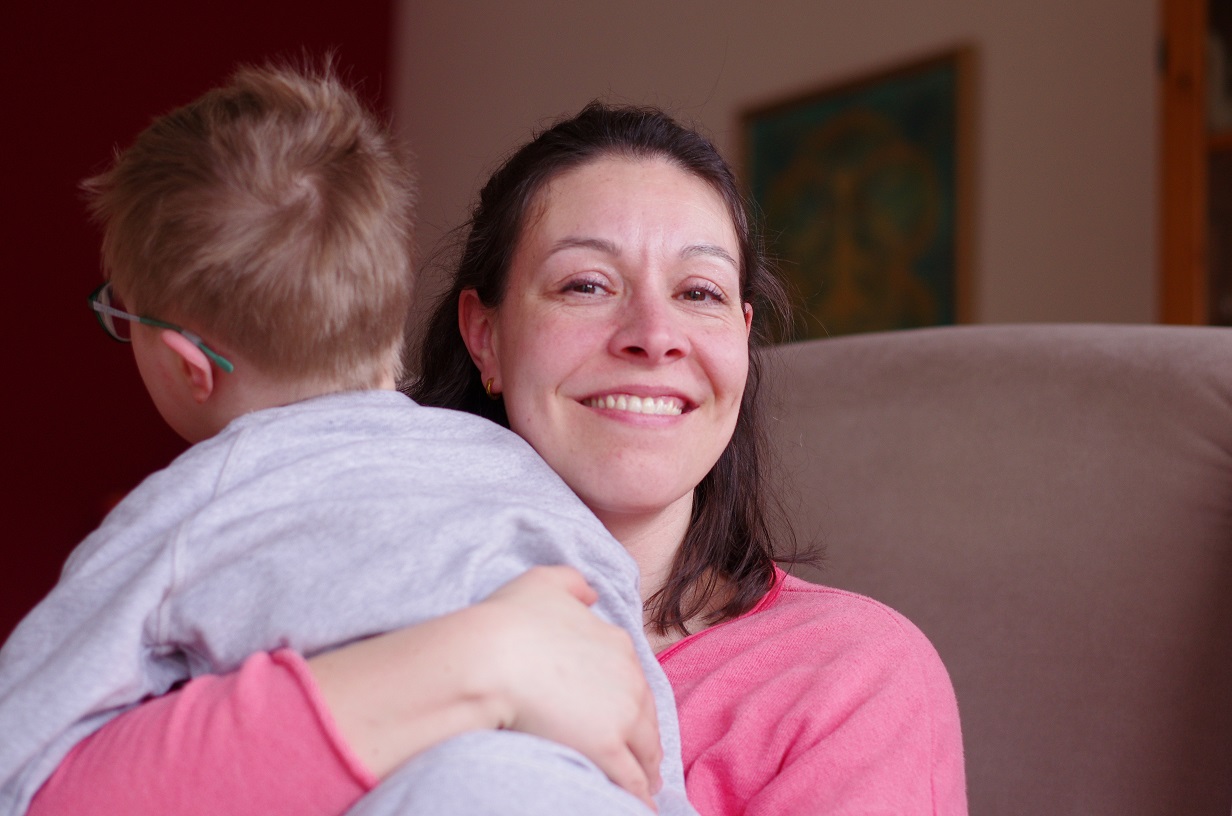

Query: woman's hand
<box><xmin>481</xmin><ymin>566</ymin><xmax>664</xmax><ymax>807</ymax></box>
<box><xmin>309</xmin><ymin>566</ymin><xmax>662</xmax><ymax>808</ymax></box>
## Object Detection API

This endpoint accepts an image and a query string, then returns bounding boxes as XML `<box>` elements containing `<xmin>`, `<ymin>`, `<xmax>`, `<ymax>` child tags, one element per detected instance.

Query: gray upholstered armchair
<box><xmin>762</xmin><ymin>324</ymin><xmax>1232</xmax><ymax>815</ymax></box>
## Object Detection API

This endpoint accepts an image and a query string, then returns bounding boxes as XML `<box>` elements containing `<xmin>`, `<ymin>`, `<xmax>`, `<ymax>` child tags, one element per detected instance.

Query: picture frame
<box><xmin>742</xmin><ymin>48</ymin><xmax>974</xmax><ymax>340</ymax></box>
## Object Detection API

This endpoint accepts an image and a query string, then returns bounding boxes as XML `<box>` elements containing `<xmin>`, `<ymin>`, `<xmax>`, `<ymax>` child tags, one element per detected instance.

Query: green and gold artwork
<box><xmin>744</xmin><ymin>51</ymin><xmax>971</xmax><ymax>340</ymax></box>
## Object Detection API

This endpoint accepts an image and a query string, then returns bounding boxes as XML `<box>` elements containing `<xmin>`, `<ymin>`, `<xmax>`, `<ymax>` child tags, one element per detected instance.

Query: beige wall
<box><xmin>392</xmin><ymin>0</ymin><xmax>1157</xmax><ymax>326</ymax></box>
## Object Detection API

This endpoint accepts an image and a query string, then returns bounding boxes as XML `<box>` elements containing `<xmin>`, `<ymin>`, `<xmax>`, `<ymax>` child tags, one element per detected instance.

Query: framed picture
<box><xmin>742</xmin><ymin>48</ymin><xmax>974</xmax><ymax>340</ymax></box>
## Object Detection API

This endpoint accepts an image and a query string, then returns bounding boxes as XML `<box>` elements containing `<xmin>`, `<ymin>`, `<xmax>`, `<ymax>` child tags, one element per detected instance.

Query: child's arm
<box><xmin>0</xmin><ymin>519</ymin><xmax>191</xmax><ymax>815</ymax></box>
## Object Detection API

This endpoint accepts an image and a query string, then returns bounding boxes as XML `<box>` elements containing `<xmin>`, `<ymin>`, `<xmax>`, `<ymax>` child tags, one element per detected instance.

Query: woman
<box><xmin>411</xmin><ymin>101</ymin><xmax>967</xmax><ymax>813</ymax></box>
<box><xmin>28</xmin><ymin>103</ymin><xmax>966</xmax><ymax>815</ymax></box>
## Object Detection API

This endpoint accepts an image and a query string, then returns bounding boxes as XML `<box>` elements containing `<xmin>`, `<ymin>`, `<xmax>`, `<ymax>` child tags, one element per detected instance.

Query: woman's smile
<box><xmin>581</xmin><ymin>393</ymin><xmax>687</xmax><ymax>416</ymax></box>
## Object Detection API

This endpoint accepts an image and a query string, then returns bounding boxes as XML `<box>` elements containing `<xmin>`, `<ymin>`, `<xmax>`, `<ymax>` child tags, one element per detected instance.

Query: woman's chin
<box><xmin>583</xmin><ymin>488</ymin><xmax>696</xmax><ymax>542</ymax></box>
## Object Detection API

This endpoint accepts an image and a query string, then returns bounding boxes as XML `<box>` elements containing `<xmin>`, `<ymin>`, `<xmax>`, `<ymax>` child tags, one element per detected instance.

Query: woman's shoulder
<box><xmin>663</xmin><ymin>570</ymin><xmax>967</xmax><ymax>815</ymax></box>
<box><xmin>662</xmin><ymin>569</ymin><xmax>951</xmax><ymax>693</ymax></box>
<box><xmin>748</xmin><ymin>572</ymin><xmax>958</xmax><ymax>718</ymax></box>
<box><xmin>748</xmin><ymin>570</ymin><xmax>940</xmax><ymax>655</ymax></box>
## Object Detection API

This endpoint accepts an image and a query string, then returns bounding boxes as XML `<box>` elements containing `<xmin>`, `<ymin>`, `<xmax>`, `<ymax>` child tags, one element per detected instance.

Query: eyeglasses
<box><xmin>87</xmin><ymin>282</ymin><xmax>235</xmax><ymax>374</ymax></box>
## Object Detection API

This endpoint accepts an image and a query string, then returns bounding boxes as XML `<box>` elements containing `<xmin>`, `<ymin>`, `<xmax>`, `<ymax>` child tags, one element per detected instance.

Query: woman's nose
<box><xmin>609</xmin><ymin>292</ymin><xmax>690</xmax><ymax>363</ymax></box>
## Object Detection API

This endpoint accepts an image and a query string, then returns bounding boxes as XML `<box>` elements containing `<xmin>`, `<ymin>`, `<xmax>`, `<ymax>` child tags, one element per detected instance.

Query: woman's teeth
<box><xmin>584</xmin><ymin>395</ymin><xmax>684</xmax><ymax>416</ymax></box>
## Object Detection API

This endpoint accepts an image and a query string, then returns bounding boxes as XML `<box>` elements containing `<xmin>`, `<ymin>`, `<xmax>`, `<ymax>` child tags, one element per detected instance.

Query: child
<box><xmin>0</xmin><ymin>61</ymin><xmax>692</xmax><ymax>816</ymax></box>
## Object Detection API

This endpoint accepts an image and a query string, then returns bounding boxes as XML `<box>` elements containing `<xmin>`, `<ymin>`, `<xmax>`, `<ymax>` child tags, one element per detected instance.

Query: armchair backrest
<box><xmin>763</xmin><ymin>324</ymin><xmax>1232</xmax><ymax>815</ymax></box>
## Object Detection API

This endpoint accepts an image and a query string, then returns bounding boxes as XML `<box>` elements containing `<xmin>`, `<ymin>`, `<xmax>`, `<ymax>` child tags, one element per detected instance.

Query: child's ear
<box><xmin>158</xmin><ymin>330</ymin><xmax>215</xmax><ymax>404</ymax></box>
<box><xmin>458</xmin><ymin>289</ymin><xmax>500</xmax><ymax>391</ymax></box>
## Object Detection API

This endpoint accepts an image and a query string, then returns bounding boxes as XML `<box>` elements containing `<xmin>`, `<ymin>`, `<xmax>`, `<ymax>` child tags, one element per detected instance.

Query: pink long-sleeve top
<box><xmin>30</xmin><ymin>570</ymin><xmax>966</xmax><ymax>815</ymax></box>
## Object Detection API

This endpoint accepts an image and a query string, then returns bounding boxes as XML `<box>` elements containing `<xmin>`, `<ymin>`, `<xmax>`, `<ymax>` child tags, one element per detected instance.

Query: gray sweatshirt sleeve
<box><xmin>0</xmin><ymin>465</ymin><xmax>213</xmax><ymax>816</ymax></box>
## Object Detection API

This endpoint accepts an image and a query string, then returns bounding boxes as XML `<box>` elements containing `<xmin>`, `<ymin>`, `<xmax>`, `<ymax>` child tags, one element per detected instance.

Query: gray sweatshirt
<box><xmin>0</xmin><ymin>389</ymin><xmax>693</xmax><ymax>815</ymax></box>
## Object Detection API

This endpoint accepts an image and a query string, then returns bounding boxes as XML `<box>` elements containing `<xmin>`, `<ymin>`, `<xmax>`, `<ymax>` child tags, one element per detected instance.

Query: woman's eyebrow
<box><xmin>682</xmin><ymin>244</ymin><xmax>738</xmax><ymax>270</ymax></box>
<box><xmin>550</xmin><ymin>236</ymin><xmax>619</xmax><ymax>255</ymax></box>
<box><xmin>549</xmin><ymin>237</ymin><xmax>737</xmax><ymax>271</ymax></box>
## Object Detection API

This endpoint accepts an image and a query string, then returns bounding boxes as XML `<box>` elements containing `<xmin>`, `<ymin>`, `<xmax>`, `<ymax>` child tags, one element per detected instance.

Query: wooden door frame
<box><xmin>1159</xmin><ymin>0</ymin><xmax>1208</xmax><ymax>323</ymax></box>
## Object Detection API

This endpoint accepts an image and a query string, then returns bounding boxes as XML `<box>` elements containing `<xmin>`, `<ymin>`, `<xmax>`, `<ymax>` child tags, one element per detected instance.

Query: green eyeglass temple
<box><xmin>87</xmin><ymin>282</ymin><xmax>235</xmax><ymax>374</ymax></box>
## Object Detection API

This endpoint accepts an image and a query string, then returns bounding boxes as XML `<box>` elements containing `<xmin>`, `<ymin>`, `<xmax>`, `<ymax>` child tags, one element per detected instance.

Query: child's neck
<box><xmin>194</xmin><ymin>370</ymin><xmax>396</xmax><ymax>443</ymax></box>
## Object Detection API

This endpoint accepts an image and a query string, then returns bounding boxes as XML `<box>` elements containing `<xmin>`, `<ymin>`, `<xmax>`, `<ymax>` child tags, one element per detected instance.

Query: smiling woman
<box><xmin>413</xmin><ymin>103</ymin><xmax>791</xmax><ymax>641</ymax></box>
<box><xmin>412</xmin><ymin>101</ymin><xmax>969</xmax><ymax>814</ymax></box>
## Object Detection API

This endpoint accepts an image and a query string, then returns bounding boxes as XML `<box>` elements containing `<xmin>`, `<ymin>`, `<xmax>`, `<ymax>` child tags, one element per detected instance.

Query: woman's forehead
<box><xmin>524</xmin><ymin>156</ymin><xmax>737</xmax><ymax>246</ymax></box>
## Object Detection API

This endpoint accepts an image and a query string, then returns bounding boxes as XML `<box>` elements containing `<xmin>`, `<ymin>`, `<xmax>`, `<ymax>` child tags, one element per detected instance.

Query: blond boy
<box><xmin>0</xmin><ymin>62</ymin><xmax>691</xmax><ymax>816</ymax></box>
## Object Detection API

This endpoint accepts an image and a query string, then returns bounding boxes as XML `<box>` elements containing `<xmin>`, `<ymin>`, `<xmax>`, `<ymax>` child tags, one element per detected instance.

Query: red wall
<box><xmin>3</xmin><ymin>1</ymin><xmax>395</xmax><ymax>639</ymax></box>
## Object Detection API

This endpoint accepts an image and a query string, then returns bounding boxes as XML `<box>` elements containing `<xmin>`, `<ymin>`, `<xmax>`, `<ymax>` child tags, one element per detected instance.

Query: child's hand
<box><xmin>478</xmin><ymin>566</ymin><xmax>663</xmax><ymax>809</ymax></box>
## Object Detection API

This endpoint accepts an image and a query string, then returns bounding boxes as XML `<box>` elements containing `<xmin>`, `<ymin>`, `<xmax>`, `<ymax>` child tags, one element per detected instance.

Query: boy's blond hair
<box><xmin>83</xmin><ymin>59</ymin><xmax>416</xmax><ymax>388</ymax></box>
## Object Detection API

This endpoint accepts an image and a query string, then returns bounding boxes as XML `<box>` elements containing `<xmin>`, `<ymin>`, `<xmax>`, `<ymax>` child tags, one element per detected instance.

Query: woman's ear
<box><xmin>458</xmin><ymin>289</ymin><xmax>500</xmax><ymax>389</ymax></box>
<box><xmin>159</xmin><ymin>330</ymin><xmax>215</xmax><ymax>404</ymax></box>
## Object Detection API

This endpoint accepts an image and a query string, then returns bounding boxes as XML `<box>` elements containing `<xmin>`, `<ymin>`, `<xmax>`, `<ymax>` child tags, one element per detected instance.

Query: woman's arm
<box><xmin>29</xmin><ymin>649</ymin><xmax>370</xmax><ymax>816</ymax></box>
<box><xmin>29</xmin><ymin>567</ymin><xmax>661</xmax><ymax>816</ymax></box>
<box><xmin>314</xmin><ymin>566</ymin><xmax>662</xmax><ymax>801</ymax></box>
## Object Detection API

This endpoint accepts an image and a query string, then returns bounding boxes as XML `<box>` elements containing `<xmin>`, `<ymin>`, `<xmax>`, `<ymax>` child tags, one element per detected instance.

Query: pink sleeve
<box><xmin>28</xmin><ymin>649</ymin><xmax>377</xmax><ymax>816</ymax></box>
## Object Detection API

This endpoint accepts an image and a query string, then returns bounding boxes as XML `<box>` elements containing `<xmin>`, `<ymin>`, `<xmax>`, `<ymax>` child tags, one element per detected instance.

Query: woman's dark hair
<box><xmin>408</xmin><ymin>101</ymin><xmax>796</xmax><ymax>635</ymax></box>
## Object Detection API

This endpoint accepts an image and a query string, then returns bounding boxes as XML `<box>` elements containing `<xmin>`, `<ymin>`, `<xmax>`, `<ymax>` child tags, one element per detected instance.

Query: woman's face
<box><xmin>466</xmin><ymin>156</ymin><xmax>752</xmax><ymax>532</ymax></box>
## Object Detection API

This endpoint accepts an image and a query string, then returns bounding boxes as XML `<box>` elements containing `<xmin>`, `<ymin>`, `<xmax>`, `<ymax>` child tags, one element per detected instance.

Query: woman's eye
<box><xmin>563</xmin><ymin>275</ymin><xmax>610</xmax><ymax>296</ymax></box>
<box><xmin>681</xmin><ymin>286</ymin><xmax>724</xmax><ymax>303</ymax></box>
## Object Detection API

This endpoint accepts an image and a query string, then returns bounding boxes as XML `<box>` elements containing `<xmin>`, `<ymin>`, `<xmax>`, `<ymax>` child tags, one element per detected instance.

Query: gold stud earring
<box><xmin>485</xmin><ymin>377</ymin><xmax>498</xmax><ymax>400</ymax></box>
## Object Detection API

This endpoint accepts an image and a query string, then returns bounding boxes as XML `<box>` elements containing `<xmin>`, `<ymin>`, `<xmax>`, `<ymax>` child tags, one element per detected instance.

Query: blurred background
<box><xmin>0</xmin><ymin>0</ymin><xmax>1169</xmax><ymax>638</ymax></box>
